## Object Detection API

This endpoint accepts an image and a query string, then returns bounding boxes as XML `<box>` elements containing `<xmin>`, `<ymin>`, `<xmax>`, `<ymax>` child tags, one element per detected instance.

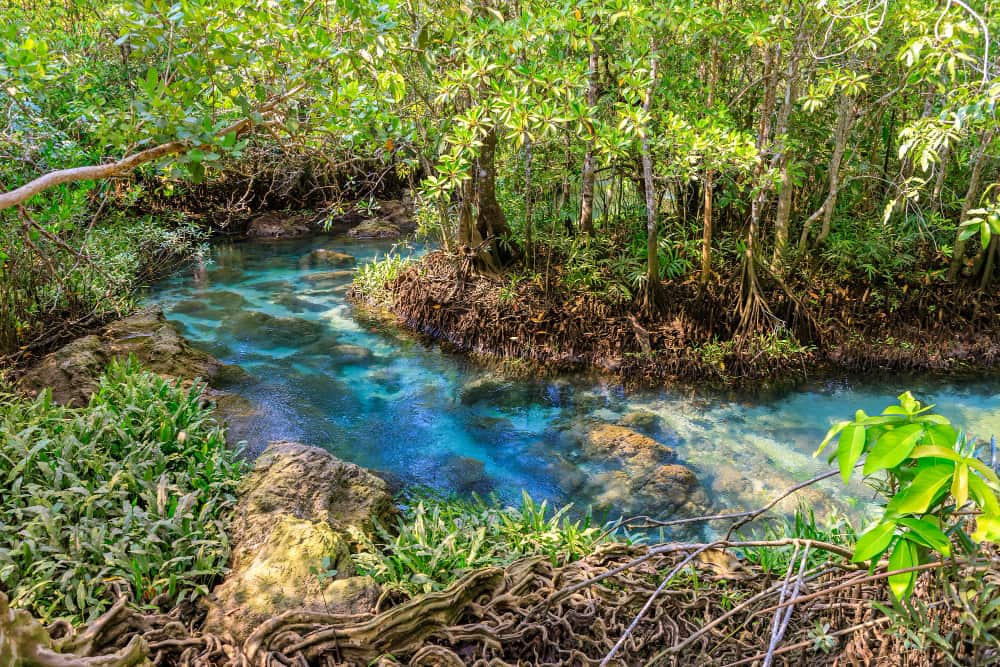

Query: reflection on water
<box><xmin>145</xmin><ymin>234</ymin><xmax>1000</xmax><ymax>535</ymax></box>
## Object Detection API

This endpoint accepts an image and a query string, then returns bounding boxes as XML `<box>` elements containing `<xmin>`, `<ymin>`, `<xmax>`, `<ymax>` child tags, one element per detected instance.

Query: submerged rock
<box><xmin>202</xmin><ymin>290</ymin><xmax>251</xmax><ymax>309</ymax></box>
<box><xmin>302</xmin><ymin>270</ymin><xmax>354</xmax><ymax>284</ymax></box>
<box><xmin>19</xmin><ymin>307</ymin><xmax>244</xmax><ymax>406</ymax></box>
<box><xmin>272</xmin><ymin>291</ymin><xmax>327</xmax><ymax>313</ymax></box>
<box><xmin>223</xmin><ymin>311</ymin><xmax>329</xmax><ymax>348</ymax></box>
<box><xmin>617</xmin><ymin>409</ymin><xmax>663</xmax><ymax>435</ymax></box>
<box><xmin>569</xmin><ymin>422</ymin><xmax>674</xmax><ymax>469</ymax></box>
<box><xmin>203</xmin><ymin>441</ymin><xmax>394</xmax><ymax>643</ymax></box>
<box><xmin>561</xmin><ymin>419</ymin><xmax>709</xmax><ymax>523</ymax></box>
<box><xmin>300</xmin><ymin>248</ymin><xmax>356</xmax><ymax>269</ymax></box>
<box><xmin>245</xmin><ymin>212</ymin><xmax>314</xmax><ymax>239</ymax></box>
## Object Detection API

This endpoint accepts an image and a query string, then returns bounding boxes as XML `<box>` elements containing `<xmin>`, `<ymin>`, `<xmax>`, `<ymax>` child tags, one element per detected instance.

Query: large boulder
<box><xmin>346</xmin><ymin>199</ymin><xmax>415</xmax><ymax>239</ymax></box>
<box><xmin>203</xmin><ymin>441</ymin><xmax>395</xmax><ymax>643</ymax></box>
<box><xmin>19</xmin><ymin>307</ymin><xmax>243</xmax><ymax>406</ymax></box>
<box><xmin>245</xmin><ymin>212</ymin><xmax>314</xmax><ymax>239</ymax></box>
<box><xmin>347</xmin><ymin>217</ymin><xmax>403</xmax><ymax>239</ymax></box>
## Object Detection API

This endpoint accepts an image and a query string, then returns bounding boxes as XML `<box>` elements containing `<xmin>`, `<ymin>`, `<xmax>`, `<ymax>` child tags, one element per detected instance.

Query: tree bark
<box><xmin>947</xmin><ymin>128</ymin><xmax>994</xmax><ymax>281</ymax></box>
<box><xmin>770</xmin><ymin>21</ymin><xmax>806</xmax><ymax>266</ymax></box>
<box><xmin>578</xmin><ymin>40</ymin><xmax>600</xmax><ymax>235</ymax></box>
<box><xmin>640</xmin><ymin>49</ymin><xmax>663</xmax><ymax>315</ymax></box>
<box><xmin>799</xmin><ymin>93</ymin><xmax>852</xmax><ymax>249</ymax></box>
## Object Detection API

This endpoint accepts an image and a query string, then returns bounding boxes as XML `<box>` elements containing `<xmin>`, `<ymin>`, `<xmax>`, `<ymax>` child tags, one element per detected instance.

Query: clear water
<box><xmin>145</xmin><ymin>234</ymin><xmax>1000</xmax><ymax>534</ymax></box>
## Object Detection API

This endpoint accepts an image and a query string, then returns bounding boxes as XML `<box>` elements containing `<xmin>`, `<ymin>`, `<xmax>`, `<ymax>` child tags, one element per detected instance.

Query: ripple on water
<box><xmin>144</xmin><ymin>235</ymin><xmax>1000</xmax><ymax>534</ymax></box>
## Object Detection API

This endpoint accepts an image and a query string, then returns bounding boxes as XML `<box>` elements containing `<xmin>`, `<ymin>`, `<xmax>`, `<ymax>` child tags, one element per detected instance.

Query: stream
<box><xmin>145</xmin><ymin>233</ymin><xmax>1000</xmax><ymax>534</ymax></box>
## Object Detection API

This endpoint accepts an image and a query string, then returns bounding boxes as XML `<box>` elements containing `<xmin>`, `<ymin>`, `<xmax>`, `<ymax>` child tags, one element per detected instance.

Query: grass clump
<box><xmin>0</xmin><ymin>358</ymin><xmax>245</xmax><ymax>623</ymax></box>
<box><xmin>351</xmin><ymin>250</ymin><xmax>414</xmax><ymax>306</ymax></box>
<box><xmin>353</xmin><ymin>490</ymin><xmax>610</xmax><ymax>597</ymax></box>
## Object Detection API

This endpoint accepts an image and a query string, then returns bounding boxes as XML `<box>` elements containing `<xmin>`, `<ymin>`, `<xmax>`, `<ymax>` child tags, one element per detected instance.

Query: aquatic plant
<box><xmin>816</xmin><ymin>391</ymin><xmax>1000</xmax><ymax>600</ymax></box>
<box><xmin>0</xmin><ymin>358</ymin><xmax>245</xmax><ymax>623</ymax></box>
<box><xmin>353</xmin><ymin>490</ymin><xmax>610</xmax><ymax>596</ymax></box>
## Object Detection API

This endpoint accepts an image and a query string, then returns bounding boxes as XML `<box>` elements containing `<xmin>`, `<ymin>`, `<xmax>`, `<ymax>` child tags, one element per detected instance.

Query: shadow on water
<box><xmin>145</xmin><ymin>233</ymin><xmax>1000</xmax><ymax>536</ymax></box>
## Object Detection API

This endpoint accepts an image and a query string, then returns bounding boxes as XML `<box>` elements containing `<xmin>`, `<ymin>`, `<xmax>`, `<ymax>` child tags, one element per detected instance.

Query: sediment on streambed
<box><xmin>351</xmin><ymin>250</ymin><xmax>1000</xmax><ymax>387</ymax></box>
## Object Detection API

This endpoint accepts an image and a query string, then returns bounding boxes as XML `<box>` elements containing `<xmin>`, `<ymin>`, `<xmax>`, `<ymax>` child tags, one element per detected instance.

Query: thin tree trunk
<box><xmin>523</xmin><ymin>140</ymin><xmax>534</xmax><ymax>267</ymax></box>
<box><xmin>640</xmin><ymin>48</ymin><xmax>662</xmax><ymax>314</ymax></box>
<box><xmin>700</xmin><ymin>28</ymin><xmax>719</xmax><ymax>285</ymax></box>
<box><xmin>799</xmin><ymin>93</ymin><xmax>852</xmax><ymax>249</ymax></box>
<box><xmin>770</xmin><ymin>20</ymin><xmax>805</xmax><ymax>267</ymax></box>
<box><xmin>980</xmin><ymin>236</ymin><xmax>998</xmax><ymax>289</ymax></box>
<box><xmin>738</xmin><ymin>42</ymin><xmax>779</xmax><ymax>338</ymax></box>
<box><xmin>578</xmin><ymin>40</ymin><xmax>599</xmax><ymax>235</ymax></box>
<box><xmin>948</xmin><ymin>128</ymin><xmax>994</xmax><ymax>280</ymax></box>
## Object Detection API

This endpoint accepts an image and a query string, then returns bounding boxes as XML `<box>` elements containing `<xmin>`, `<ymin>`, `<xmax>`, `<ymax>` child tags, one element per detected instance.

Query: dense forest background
<box><xmin>1</xmin><ymin>0</ymin><xmax>997</xmax><ymax>367</ymax></box>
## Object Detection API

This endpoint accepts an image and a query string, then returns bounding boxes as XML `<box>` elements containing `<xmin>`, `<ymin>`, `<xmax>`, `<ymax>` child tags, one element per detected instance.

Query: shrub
<box><xmin>353</xmin><ymin>490</ymin><xmax>610</xmax><ymax>597</ymax></box>
<box><xmin>0</xmin><ymin>358</ymin><xmax>245</xmax><ymax>623</ymax></box>
<box><xmin>817</xmin><ymin>391</ymin><xmax>1000</xmax><ymax>600</ymax></box>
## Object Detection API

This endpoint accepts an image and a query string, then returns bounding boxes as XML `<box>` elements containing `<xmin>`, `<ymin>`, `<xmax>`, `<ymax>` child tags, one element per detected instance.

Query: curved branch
<box><xmin>0</xmin><ymin>83</ymin><xmax>306</xmax><ymax>211</ymax></box>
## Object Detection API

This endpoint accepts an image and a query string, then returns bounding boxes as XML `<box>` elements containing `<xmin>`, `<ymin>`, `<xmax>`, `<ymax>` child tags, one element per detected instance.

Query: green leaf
<box><xmin>863</xmin><ymin>424</ymin><xmax>924</xmax><ymax>474</ymax></box>
<box><xmin>837</xmin><ymin>424</ymin><xmax>866</xmax><ymax>483</ymax></box>
<box><xmin>952</xmin><ymin>462</ymin><xmax>968</xmax><ymax>508</ymax></box>
<box><xmin>887</xmin><ymin>538</ymin><xmax>918</xmax><ymax>600</ymax></box>
<box><xmin>815</xmin><ymin>420</ymin><xmax>848</xmax><ymax>457</ymax></box>
<box><xmin>887</xmin><ymin>463</ymin><xmax>954</xmax><ymax>515</ymax></box>
<box><xmin>898</xmin><ymin>517</ymin><xmax>950</xmax><ymax>556</ymax></box>
<box><xmin>853</xmin><ymin>520</ymin><xmax>896</xmax><ymax>563</ymax></box>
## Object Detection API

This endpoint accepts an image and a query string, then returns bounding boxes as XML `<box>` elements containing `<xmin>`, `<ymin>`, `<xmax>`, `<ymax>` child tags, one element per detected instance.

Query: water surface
<box><xmin>145</xmin><ymin>234</ymin><xmax>1000</xmax><ymax>534</ymax></box>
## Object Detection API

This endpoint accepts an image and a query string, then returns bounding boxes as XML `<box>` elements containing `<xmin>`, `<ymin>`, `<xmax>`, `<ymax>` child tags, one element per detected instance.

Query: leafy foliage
<box><xmin>353</xmin><ymin>490</ymin><xmax>610</xmax><ymax>597</ymax></box>
<box><xmin>0</xmin><ymin>358</ymin><xmax>245</xmax><ymax>623</ymax></box>
<box><xmin>817</xmin><ymin>392</ymin><xmax>1000</xmax><ymax>600</ymax></box>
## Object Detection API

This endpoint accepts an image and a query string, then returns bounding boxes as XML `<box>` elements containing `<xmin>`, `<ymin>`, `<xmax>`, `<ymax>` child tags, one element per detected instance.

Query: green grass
<box><xmin>353</xmin><ymin>490</ymin><xmax>612</xmax><ymax>597</ymax></box>
<box><xmin>351</xmin><ymin>250</ymin><xmax>414</xmax><ymax>305</ymax></box>
<box><xmin>0</xmin><ymin>358</ymin><xmax>246</xmax><ymax>623</ymax></box>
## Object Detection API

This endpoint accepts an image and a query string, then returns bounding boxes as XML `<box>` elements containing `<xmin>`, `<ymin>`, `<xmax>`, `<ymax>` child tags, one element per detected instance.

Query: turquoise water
<box><xmin>146</xmin><ymin>234</ymin><xmax>1000</xmax><ymax>534</ymax></box>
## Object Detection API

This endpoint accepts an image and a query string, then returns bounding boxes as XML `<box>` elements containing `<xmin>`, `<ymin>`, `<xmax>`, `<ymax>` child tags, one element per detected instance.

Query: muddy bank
<box><xmin>356</xmin><ymin>251</ymin><xmax>1000</xmax><ymax>388</ymax></box>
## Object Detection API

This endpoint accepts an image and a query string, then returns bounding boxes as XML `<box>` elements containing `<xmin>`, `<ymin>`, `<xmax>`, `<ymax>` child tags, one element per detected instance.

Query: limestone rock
<box><xmin>617</xmin><ymin>409</ymin><xmax>663</xmax><ymax>435</ymax></box>
<box><xmin>204</xmin><ymin>441</ymin><xmax>394</xmax><ymax>643</ymax></box>
<box><xmin>302</xmin><ymin>270</ymin><xmax>354</xmax><ymax>284</ymax></box>
<box><xmin>246</xmin><ymin>212</ymin><xmax>313</xmax><ymax>239</ymax></box>
<box><xmin>19</xmin><ymin>307</ymin><xmax>243</xmax><ymax>406</ymax></box>
<box><xmin>348</xmin><ymin>217</ymin><xmax>402</xmax><ymax>239</ymax></box>
<box><xmin>222</xmin><ymin>311</ymin><xmax>329</xmax><ymax>348</ymax></box>
<box><xmin>377</xmin><ymin>199</ymin><xmax>413</xmax><ymax>227</ymax></box>
<box><xmin>229</xmin><ymin>441</ymin><xmax>395</xmax><ymax>557</ymax></box>
<box><xmin>571</xmin><ymin>422</ymin><xmax>674</xmax><ymax>470</ymax></box>
<box><xmin>300</xmin><ymin>249</ymin><xmax>356</xmax><ymax>269</ymax></box>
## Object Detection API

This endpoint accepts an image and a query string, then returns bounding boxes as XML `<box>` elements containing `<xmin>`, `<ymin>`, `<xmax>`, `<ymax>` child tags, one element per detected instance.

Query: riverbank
<box><xmin>354</xmin><ymin>250</ymin><xmax>1000</xmax><ymax>388</ymax></box>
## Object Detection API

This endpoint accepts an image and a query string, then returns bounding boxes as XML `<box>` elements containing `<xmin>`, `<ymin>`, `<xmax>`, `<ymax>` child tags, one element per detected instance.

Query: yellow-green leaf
<box><xmin>863</xmin><ymin>424</ymin><xmax>924</xmax><ymax>474</ymax></box>
<box><xmin>853</xmin><ymin>520</ymin><xmax>896</xmax><ymax>563</ymax></box>
<box><xmin>888</xmin><ymin>538</ymin><xmax>918</xmax><ymax>600</ymax></box>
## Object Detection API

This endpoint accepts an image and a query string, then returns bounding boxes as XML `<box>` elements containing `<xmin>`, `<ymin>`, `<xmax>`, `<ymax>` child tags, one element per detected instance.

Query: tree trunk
<box><xmin>471</xmin><ymin>129</ymin><xmax>512</xmax><ymax>271</ymax></box>
<box><xmin>770</xmin><ymin>21</ymin><xmax>805</xmax><ymax>267</ymax></box>
<box><xmin>523</xmin><ymin>140</ymin><xmax>534</xmax><ymax>267</ymax></box>
<box><xmin>701</xmin><ymin>172</ymin><xmax>714</xmax><ymax>284</ymax></box>
<box><xmin>578</xmin><ymin>41</ymin><xmax>599</xmax><ymax>235</ymax></box>
<box><xmin>799</xmin><ymin>93</ymin><xmax>852</xmax><ymax>249</ymax></box>
<box><xmin>640</xmin><ymin>49</ymin><xmax>663</xmax><ymax>315</ymax></box>
<box><xmin>738</xmin><ymin>42</ymin><xmax>779</xmax><ymax>338</ymax></box>
<box><xmin>948</xmin><ymin>128</ymin><xmax>994</xmax><ymax>281</ymax></box>
<box><xmin>700</xmin><ymin>30</ymin><xmax>719</xmax><ymax>285</ymax></box>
